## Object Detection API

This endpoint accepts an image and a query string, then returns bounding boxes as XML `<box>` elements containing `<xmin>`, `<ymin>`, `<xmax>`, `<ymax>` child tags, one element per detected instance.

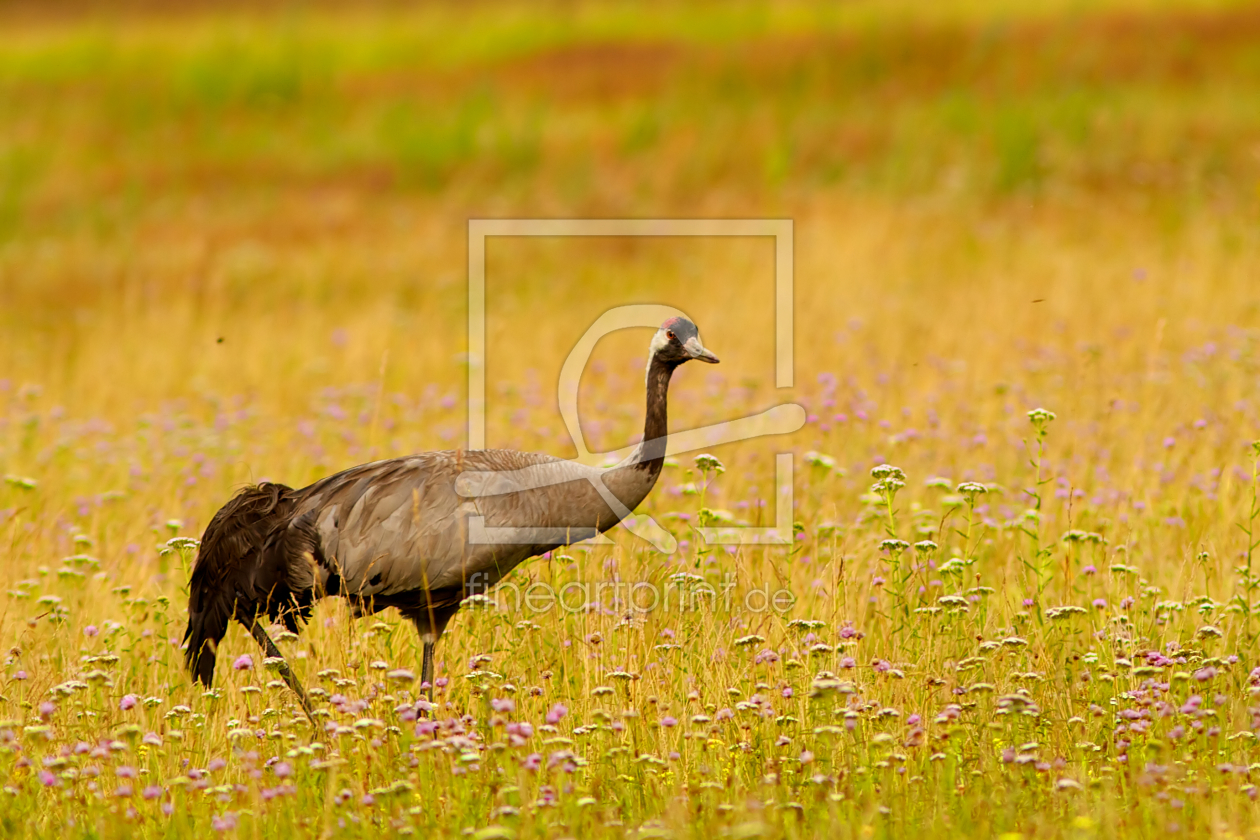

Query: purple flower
<box><xmin>142</xmin><ymin>785</ymin><xmax>162</xmax><ymax>800</ymax></box>
<box><xmin>273</xmin><ymin>762</ymin><xmax>292</xmax><ymax>779</ymax></box>
<box><xmin>660</xmin><ymin>716</ymin><xmax>678</xmax><ymax>728</ymax></box>
<box><xmin>490</xmin><ymin>697</ymin><xmax>515</xmax><ymax>714</ymax></box>
<box><xmin>522</xmin><ymin>753</ymin><xmax>542</xmax><ymax>771</ymax></box>
<box><xmin>1092</xmin><ymin>598</ymin><xmax>1107</xmax><ymax>609</ymax></box>
<box><xmin>38</xmin><ymin>770</ymin><xmax>58</xmax><ymax>787</ymax></box>
<box><xmin>38</xmin><ymin>702</ymin><xmax>55</xmax><ymax>720</ymax></box>
<box><xmin>233</xmin><ymin>654</ymin><xmax>253</xmax><ymax>671</ymax></box>
<box><xmin>208</xmin><ymin>758</ymin><xmax>226</xmax><ymax>772</ymax></box>
<box><xmin>116</xmin><ymin>766</ymin><xmax>137</xmax><ymax>779</ymax></box>
<box><xmin>119</xmin><ymin>694</ymin><xmax>138</xmax><ymax>711</ymax></box>
<box><xmin>546</xmin><ymin>703</ymin><xmax>568</xmax><ymax>725</ymax></box>
<box><xmin>83</xmin><ymin>625</ymin><xmax>98</xmax><ymax>637</ymax></box>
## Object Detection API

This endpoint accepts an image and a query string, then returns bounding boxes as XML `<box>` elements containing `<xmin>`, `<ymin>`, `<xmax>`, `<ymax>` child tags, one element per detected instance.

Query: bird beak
<box><xmin>684</xmin><ymin>336</ymin><xmax>720</xmax><ymax>364</ymax></box>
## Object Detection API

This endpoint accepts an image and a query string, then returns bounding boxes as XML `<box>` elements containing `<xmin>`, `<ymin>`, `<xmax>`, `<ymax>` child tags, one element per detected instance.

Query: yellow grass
<box><xmin>1</xmin><ymin>0</ymin><xmax>1260</xmax><ymax>837</ymax></box>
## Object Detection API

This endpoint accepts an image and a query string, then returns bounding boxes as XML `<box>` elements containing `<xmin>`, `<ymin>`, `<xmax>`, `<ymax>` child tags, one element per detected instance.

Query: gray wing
<box><xmin>285</xmin><ymin>450</ymin><xmax>641</xmax><ymax>601</ymax></box>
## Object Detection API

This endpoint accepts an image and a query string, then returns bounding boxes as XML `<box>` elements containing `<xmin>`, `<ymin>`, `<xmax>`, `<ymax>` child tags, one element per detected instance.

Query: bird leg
<box><xmin>247</xmin><ymin>618</ymin><xmax>316</xmax><ymax>724</ymax></box>
<box><xmin>420</xmin><ymin>641</ymin><xmax>435</xmax><ymax>710</ymax></box>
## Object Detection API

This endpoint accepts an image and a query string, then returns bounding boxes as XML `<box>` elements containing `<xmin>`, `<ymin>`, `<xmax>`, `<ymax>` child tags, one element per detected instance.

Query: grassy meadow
<box><xmin>2</xmin><ymin>0</ymin><xmax>1260</xmax><ymax>837</ymax></box>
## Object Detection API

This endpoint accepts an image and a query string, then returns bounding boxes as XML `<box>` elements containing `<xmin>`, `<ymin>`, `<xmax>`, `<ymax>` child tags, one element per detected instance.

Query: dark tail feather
<box><xmin>185</xmin><ymin>605</ymin><xmax>226</xmax><ymax>687</ymax></box>
<box><xmin>183</xmin><ymin>482</ymin><xmax>295</xmax><ymax>686</ymax></box>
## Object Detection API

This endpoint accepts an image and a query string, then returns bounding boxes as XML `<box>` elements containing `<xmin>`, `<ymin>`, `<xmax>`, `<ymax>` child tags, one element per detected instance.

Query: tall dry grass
<box><xmin>0</xmin><ymin>1</ymin><xmax>1259</xmax><ymax>837</ymax></box>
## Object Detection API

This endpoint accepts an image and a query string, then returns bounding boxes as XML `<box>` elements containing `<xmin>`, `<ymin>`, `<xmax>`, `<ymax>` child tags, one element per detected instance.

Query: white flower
<box><xmin>694</xmin><ymin>454</ymin><xmax>725</xmax><ymax>474</ymax></box>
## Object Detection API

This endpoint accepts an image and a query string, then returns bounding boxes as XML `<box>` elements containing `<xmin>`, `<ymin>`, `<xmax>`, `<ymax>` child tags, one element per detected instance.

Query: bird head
<box><xmin>649</xmin><ymin>317</ymin><xmax>719</xmax><ymax>366</ymax></box>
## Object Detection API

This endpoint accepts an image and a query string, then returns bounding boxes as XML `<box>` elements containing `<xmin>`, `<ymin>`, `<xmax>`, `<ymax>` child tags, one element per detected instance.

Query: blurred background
<box><xmin>0</xmin><ymin>0</ymin><xmax>1258</xmax><ymax>501</ymax></box>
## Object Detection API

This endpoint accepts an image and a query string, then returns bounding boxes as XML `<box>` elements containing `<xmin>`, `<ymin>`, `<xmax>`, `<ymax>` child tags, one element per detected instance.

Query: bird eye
<box><xmin>666</xmin><ymin>331</ymin><xmax>676</xmax><ymax>341</ymax></box>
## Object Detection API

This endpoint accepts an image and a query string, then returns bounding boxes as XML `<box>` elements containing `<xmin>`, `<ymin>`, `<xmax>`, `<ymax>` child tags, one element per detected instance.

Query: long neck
<box><xmin>635</xmin><ymin>354</ymin><xmax>675</xmax><ymax>472</ymax></box>
<box><xmin>594</xmin><ymin>354</ymin><xmax>676</xmax><ymax>524</ymax></box>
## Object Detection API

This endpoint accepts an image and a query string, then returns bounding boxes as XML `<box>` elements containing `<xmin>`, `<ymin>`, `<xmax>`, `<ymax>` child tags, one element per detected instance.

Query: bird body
<box><xmin>183</xmin><ymin>316</ymin><xmax>718</xmax><ymax>712</ymax></box>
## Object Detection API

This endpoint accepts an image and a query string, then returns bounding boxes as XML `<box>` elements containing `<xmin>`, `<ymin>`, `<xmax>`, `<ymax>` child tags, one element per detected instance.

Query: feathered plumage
<box><xmin>183</xmin><ymin>316</ymin><xmax>718</xmax><ymax>710</ymax></box>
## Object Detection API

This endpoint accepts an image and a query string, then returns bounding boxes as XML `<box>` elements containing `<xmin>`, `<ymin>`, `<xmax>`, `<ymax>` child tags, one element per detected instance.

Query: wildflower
<box><xmin>119</xmin><ymin>694</ymin><xmax>138</xmax><ymax>711</ymax></box>
<box><xmin>233</xmin><ymin>654</ymin><xmax>253</xmax><ymax>671</ymax></box>
<box><xmin>522</xmin><ymin>753</ymin><xmax>542</xmax><ymax>771</ymax></box>
<box><xmin>871</xmin><ymin>464</ymin><xmax>906</xmax><ymax>482</ymax></box>
<box><xmin>208</xmin><ymin>758</ymin><xmax>226</xmax><ymax>772</ymax></box>
<box><xmin>660</xmin><ymin>716</ymin><xmax>678</xmax><ymax>728</ymax></box>
<box><xmin>142</xmin><ymin>785</ymin><xmax>162</xmax><ymax>800</ymax></box>
<box><xmin>83</xmin><ymin>625</ymin><xmax>98</xmax><ymax>637</ymax></box>
<box><xmin>694</xmin><ymin>454</ymin><xmax>725</xmax><ymax>474</ymax></box>
<box><xmin>273</xmin><ymin>762</ymin><xmax>292</xmax><ymax>779</ymax></box>
<box><xmin>804</xmin><ymin>451</ymin><xmax>836</xmax><ymax>470</ymax></box>
<box><xmin>490</xmin><ymin>697</ymin><xmax>515</xmax><ymax>714</ymax></box>
<box><xmin>38</xmin><ymin>770</ymin><xmax>58</xmax><ymax>788</ymax></box>
<box><xmin>871</xmin><ymin>477</ymin><xmax>905</xmax><ymax>495</ymax></box>
<box><xmin>1092</xmin><ymin>598</ymin><xmax>1107</xmax><ymax>610</ymax></box>
<box><xmin>546</xmin><ymin>703</ymin><xmax>568</xmax><ymax>725</ymax></box>
<box><xmin>38</xmin><ymin>701</ymin><xmax>55</xmax><ymax>720</ymax></box>
<box><xmin>1027</xmin><ymin>408</ymin><xmax>1057</xmax><ymax>427</ymax></box>
<box><xmin>957</xmin><ymin>478</ymin><xmax>987</xmax><ymax>498</ymax></box>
